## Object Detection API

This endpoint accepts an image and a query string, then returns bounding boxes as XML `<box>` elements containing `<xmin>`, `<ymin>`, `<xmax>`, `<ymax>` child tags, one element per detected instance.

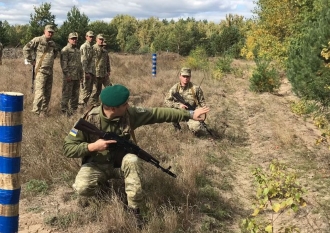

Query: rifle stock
<box><xmin>74</xmin><ymin>118</ymin><xmax>177</xmax><ymax>178</ymax></box>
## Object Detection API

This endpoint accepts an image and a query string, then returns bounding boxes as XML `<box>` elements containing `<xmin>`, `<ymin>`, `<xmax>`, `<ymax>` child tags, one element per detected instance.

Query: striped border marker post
<box><xmin>152</xmin><ymin>53</ymin><xmax>157</xmax><ymax>78</ymax></box>
<box><xmin>0</xmin><ymin>92</ymin><xmax>23</xmax><ymax>233</ymax></box>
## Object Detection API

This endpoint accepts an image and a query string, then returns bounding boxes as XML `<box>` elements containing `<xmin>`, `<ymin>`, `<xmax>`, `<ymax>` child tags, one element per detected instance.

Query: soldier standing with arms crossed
<box><xmin>23</xmin><ymin>25</ymin><xmax>58</xmax><ymax>116</ymax></box>
<box><xmin>79</xmin><ymin>31</ymin><xmax>95</xmax><ymax>111</ymax></box>
<box><xmin>91</xmin><ymin>34</ymin><xmax>108</xmax><ymax>105</ymax></box>
<box><xmin>60</xmin><ymin>32</ymin><xmax>83</xmax><ymax>116</ymax></box>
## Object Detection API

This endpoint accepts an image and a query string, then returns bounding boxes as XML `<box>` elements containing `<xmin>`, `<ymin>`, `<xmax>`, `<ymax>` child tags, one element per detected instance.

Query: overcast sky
<box><xmin>0</xmin><ymin>0</ymin><xmax>256</xmax><ymax>26</ymax></box>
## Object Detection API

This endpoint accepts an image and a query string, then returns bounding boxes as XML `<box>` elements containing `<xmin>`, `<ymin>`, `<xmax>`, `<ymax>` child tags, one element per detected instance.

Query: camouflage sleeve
<box><xmin>196</xmin><ymin>86</ymin><xmax>206</xmax><ymax>107</ymax></box>
<box><xmin>164</xmin><ymin>84</ymin><xmax>181</xmax><ymax>108</ymax></box>
<box><xmin>54</xmin><ymin>43</ymin><xmax>60</xmax><ymax>59</ymax></box>
<box><xmin>23</xmin><ymin>37</ymin><xmax>38</xmax><ymax>63</ymax></box>
<box><xmin>80</xmin><ymin>44</ymin><xmax>88</xmax><ymax>73</ymax></box>
<box><xmin>106</xmin><ymin>54</ymin><xmax>111</xmax><ymax>73</ymax></box>
<box><xmin>129</xmin><ymin>107</ymin><xmax>190</xmax><ymax>130</ymax></box>
<box><xmin>60</xmin><ymin>48</ymin><xmax>69</xmax><ymax>77</ymax></box>
<box><xmin>63</xmin><ymin>127</ymin><xmax>91</xmax><ymax>158</ymax></box>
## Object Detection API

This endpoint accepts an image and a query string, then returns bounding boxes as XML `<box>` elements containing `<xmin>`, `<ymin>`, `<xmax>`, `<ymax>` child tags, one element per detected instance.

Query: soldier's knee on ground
<box><xmin>72</xmin><ymin>182</ymin><xmax>96</xmax><ymax>197</ymax></box>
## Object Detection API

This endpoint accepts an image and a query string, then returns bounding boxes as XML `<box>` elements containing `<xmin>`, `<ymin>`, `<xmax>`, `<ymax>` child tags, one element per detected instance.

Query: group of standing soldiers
<box><xmin>22</xmin><ymin>24</ymin><xmax>111</xmax><ymax>117</ymax></box>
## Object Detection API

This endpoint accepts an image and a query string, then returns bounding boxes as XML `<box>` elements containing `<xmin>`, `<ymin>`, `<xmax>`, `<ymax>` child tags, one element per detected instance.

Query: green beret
<box><xmin>100</xmin><ymin>85</ymin><xmax>130</xmax><ymax>107</ymax></box>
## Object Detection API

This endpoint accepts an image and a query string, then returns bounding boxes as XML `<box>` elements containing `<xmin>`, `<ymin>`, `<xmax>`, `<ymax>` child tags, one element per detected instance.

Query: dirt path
<box><xmin>219</xmin><ymin>73</ymin><xmax>330</xmax><ymax>232</ymax></box>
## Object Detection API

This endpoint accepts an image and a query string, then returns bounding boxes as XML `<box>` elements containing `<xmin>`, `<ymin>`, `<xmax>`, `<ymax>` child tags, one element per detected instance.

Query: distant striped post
<box><xmin>0</xmin><ymin>92</ymin><xmax>23</xmax><ymax>233</ymax></box>
<box><xmin>152</xmin><ymin>53</ymin><xmax>157</xmax><ymax>77</ymax></box>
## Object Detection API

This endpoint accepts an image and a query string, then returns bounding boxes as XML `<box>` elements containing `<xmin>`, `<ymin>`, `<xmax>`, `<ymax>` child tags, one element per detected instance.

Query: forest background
<box><xmin>2</xmin><ymin>0</ymin><xmax>330</xmax><ymax>106</ymax></box>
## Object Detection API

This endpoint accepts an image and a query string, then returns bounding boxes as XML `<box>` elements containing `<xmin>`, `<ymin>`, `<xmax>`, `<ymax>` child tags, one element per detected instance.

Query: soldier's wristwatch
<box><xmin>189</xmin><ymin>110</ymin><xmax>194</xmax><ymax>119</ymax></box>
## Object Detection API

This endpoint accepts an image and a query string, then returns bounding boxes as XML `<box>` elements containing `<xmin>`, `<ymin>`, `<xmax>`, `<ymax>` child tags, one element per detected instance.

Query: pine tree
<box><xmin>286</xmin><ymin>0</ymin><xmax>330</xmax><ymax>105</ymax></box>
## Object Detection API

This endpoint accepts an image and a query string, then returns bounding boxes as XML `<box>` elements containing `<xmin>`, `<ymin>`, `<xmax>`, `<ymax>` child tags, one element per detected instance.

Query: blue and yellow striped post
<box><xmin>0</xmin><ymin>92</ymin><xmax>23</xmax><ymax>233</ymax></box>
<box><xmin>152</xmin><ymin>53</ymin><xmax>157</xmax><ymax>78</ymax></box>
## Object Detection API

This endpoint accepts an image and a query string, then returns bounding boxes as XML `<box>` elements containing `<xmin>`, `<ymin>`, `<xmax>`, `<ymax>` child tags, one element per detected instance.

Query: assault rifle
<box><xmin>74</xmin><ymin>118</ymin><xmax>177</xmax><ymax>178</ymax></box>
<box><xmin>172</xmin><ymin>92</ymin><xmax>214</xmax><ymax>137</ymax></box>
<box><xmin>31</xmin><ymin>65</ymin><xmax>35</xmax><ymax>93</ymax></box>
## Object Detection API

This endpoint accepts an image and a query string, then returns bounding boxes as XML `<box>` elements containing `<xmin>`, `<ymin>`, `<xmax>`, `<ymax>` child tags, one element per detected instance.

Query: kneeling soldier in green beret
<box><xmin>63</xmin><ymin>84</ymin><xmax>209</xmax><ymax>228</ymax></box>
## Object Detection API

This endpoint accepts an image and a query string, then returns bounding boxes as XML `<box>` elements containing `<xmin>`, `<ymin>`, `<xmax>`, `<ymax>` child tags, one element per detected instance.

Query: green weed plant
<box><xmin>241</xmin><ymin>160</ymin><xmax>306</xmax><ymax>233</ymax></box>
<box><xmin>25</xmin><ymin>179</ymin><xmax>49</xmax><ymax>195</ymax></box>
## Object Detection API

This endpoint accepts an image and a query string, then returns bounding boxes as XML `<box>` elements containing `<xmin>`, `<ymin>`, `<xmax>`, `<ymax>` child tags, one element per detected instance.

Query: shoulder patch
<box><xmin>69</xmin><ymin>127</ymin><xmax>78</xmax><ymax>137</ymax></box>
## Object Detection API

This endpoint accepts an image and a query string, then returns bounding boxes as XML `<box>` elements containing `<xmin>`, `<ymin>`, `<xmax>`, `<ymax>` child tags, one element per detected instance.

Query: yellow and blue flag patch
<box><xmin>69</xmin><ymin>128</ymin><xmax>78</xmax><ymax>137</ymax></box>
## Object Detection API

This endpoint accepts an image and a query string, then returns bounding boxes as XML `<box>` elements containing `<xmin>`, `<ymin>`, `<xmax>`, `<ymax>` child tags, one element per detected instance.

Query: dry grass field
<box><xmin>1</xmin><ymin>53</ymin><xmax>330</xmax><ymax>233</ymax></box>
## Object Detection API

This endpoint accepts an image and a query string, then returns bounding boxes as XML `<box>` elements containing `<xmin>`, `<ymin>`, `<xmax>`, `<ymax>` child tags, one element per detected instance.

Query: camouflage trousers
<box><xmin>72</xmin><ymin>153</ymin><xmax>143</xmax><ymax>209</ymax></box>
<box><xmin>32</xmin><ymin>72</ymin><xmax>53</xmax><ymax>115</ymax></box>
<box><xmin>90</xmin><ymin>76</ymin><xmax>112</xmax><ymax>105</ymax></box>
<box><xmin>61</xmin><ymin>79</ymin><xmax>80</xmax><ymax>113</ymax></box>
<box><xmin>78</xmin><ymin>73</ymin><xmax>94</xmax><ymax>106</ymax></box>
<box><xmin>187</xmin><ymin>119</ymin><xmax>203</xmax><ymax>132</ymax></box>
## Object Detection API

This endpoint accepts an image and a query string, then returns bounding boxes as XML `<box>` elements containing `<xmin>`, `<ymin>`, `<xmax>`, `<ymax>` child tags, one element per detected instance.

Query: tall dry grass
<box><xmin>1</xmin><ymin>53</ymin><xmax>234</xmax><ymax>232</ymax></box>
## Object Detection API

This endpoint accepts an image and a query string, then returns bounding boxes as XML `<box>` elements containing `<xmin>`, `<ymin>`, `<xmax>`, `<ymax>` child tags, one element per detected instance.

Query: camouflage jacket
<box><xmin>93</xmin><ymin>44</ymin><xmax>108</xmax><ymax>77</ymax></box>
<box><xmin>80</xmin><ymin>40</ymin><xmax>95</xmax><ymax>75</ymax></box>
<box><xmin>164</xmin><ymin>82</ymin><xmax>206</xmax><ymax>109</ymax></box>
<box><xmin>104</xmin><ymin>48</ymin><xmax>111</xmax><ymax>73</ymax></box>
<box><xmin>60</xmin><ymin>43</ymin><xmax>83</xmax><ymax>80</ymax></box>
<box><xmin>63</xmin><ymin>105</ymin><xmax>190</xmax><ymax>163</ymax></box>
<box><xmin>23</xmin><ymin>35</ymin><xmax>58</xmax><ymax>75</ymax></box>
<box><xmin>0</xmin><ymin>42</ymin><xmax>3</xmax><ymax>57</ymax></box>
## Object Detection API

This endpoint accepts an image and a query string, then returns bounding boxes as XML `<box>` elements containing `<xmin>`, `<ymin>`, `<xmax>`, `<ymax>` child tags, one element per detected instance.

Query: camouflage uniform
<box><xmin>60</xmin><ymin>34</ymin><xmax>83</xmax><ymax>114</ymax></box>
<box><xmin>23</xmin><ymin>34</ymin><xmax>58</xmax><ymax>115</ymax></box>
<box><xmin>164</xmin><ymin>82</ymin><xmax>206</xmax><ymax>132</ymax></box>
<box><xmin>0</xmin><ymin>42</ymin><xmax>3</xmax><ymax>65</ymax></box>
<box><xmin>91</xmin><ymin>43</ymin><xmax>108</xmax><ymax>105</ymax></box>
<box><xmin>79</xmin><ymin>33</ymin><xmax>95</xmax><ymax>107</ymax></box>
<box><xmin>102</xmin><ymin>40</ymin><xmax>112</xmax><ymax>87</ymax></box>
<box><xmin>63</xmin><ymin>105</ymin><xmax>191</xmax><ymax>209</ymax></box>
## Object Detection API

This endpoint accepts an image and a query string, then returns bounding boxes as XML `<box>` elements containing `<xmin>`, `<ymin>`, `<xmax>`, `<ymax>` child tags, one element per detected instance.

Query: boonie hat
<box><xmin>45</xmin><ymin>25</ymin><xmax>55</xmax><ymax>32</ymax></box>
<box><xmin>86</xmin><ymin>31</ymin><xmax>94</xmax><ymax>37</ymax></box>
<box><xmin>180</xmin><ymin>67</ymin><xmax>191</xmax><ymax>76</ymax></box>
<box><xmin>100</xmin><ymin>85</ymin><xmax>130</xmax><ymax>107</ymax></box>
<box><xmin>68</xmin><ymin>32</ymin><xmax>78</xmax><ymax>39</ymax></box>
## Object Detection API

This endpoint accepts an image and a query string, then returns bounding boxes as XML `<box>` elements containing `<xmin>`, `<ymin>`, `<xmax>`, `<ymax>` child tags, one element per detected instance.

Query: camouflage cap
<box><xmin>86</xmin><ymin>31</ymin><xmax>94</xmax><ymax>37</ymax></box>
<box><xmin>44</xmin><ymin>25</ymin><xmax>55</xmax><ymax>32</ymax></box>
<box><xmin>96</xmin><ymin>34</ymin><xmax>104</xmax><ymax>39</ymax></box>
<box><xmin>180</xmin><ymin>67</ymin><xmax>191</xmax><ymax>76</ymax></box>
<box><xmin>68</xmin><ymin>32</ymin><xmax>78</xmax><ymax>39</ymax></box>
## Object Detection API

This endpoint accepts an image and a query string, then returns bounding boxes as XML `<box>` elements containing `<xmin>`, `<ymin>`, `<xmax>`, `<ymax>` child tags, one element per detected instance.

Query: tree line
<box><xmin>1</xmin><ymin>0</ymin><xmax>330</xmax><ymax>106</ymax></box>
<box><xmin>0</xmin><ymin>3</ymin><xmax>246</xmax><ymax>57</ymax></box>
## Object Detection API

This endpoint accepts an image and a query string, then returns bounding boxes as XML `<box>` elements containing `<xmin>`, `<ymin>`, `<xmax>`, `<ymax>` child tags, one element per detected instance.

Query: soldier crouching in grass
<box><xmin>164</xmin><ymin>67</ymin><xmax>207</xmax><ymax>136</ymax></box>
<box><xmin>63</xmin><ymin>84</ymin><xmax>209</xmax><ymax>228</ymax></box>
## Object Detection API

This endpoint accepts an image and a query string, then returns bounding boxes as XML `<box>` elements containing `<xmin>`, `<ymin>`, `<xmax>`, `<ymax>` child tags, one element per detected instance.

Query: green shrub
<box><xmin>184</xmin><ymin>46</ymin><xmax>209</xmax><ymax>71</ymax></box>
<box><xmin>249</xmin><ymin>57</ymin><xmax>280</xmax><ymax>93</ymax></box>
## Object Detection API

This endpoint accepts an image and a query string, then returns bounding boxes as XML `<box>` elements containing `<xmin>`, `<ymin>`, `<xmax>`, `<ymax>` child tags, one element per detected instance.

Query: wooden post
<box><xmin>0</xmin><ymin>92</ymin><xmax>23</xmax><ymax>233</ymax></box>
